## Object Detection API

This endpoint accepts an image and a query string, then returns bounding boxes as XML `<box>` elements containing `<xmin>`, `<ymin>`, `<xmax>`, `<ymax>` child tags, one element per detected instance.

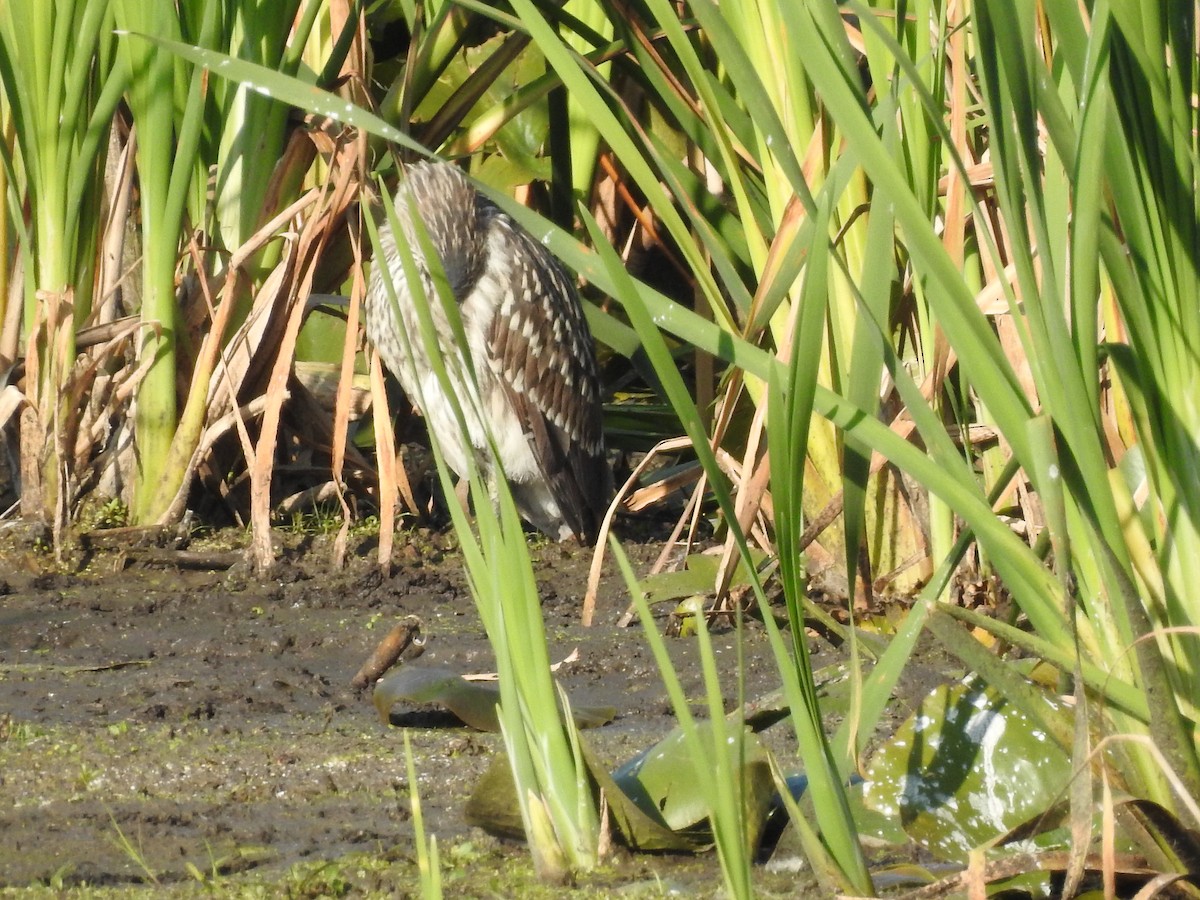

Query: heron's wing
<box><xmin>484</xmin><ymin>214</ymin><xmax>608</xmax><ymax>541</ymax></box>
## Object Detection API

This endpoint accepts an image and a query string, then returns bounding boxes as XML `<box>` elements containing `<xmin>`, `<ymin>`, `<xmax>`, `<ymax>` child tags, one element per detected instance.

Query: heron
<box><xmin>364</xmin><ymin>161</ymin><xmax>608</xmax><ymax>543</ymax></box>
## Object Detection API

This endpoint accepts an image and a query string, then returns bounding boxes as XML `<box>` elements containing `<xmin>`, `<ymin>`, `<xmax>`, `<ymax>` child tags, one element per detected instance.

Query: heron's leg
<box><xmin>447</xmin><ymin>476</ymin><xmax>503</xmax><ymax>528</ymax></box>
<box><xmin>453</xmin><ymin>477</ymin><xmax>472</xmax><ymax>521</ymax></box>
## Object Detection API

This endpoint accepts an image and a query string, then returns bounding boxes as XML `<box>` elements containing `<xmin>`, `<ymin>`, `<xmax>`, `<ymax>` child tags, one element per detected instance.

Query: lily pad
<box><xmin>639</xmin><ymin>550</ymin><xmax>767</xmax><ymax>607</ymax></box>
<box><xmin>465</xmin><ymin>745</ymin><xmax>701</xmax><ymax>852</ymax></box>
<box><xmin>373</xmin><ymin>665</ymin><xmax>615</xmax><ymax>732</ymax></box>
<box><xmin>862</xmin><ymin>678</ymin><xmax>1071</xmax><ymax>859</ymax></box>
<box><xmin>466</xmin><ymin>721</ymin><xmax>777</xmax><ymax>854</ymax></box>
<box><xmin>610</xmin><ymin>720</ymin><xmax>776</xmax><ymax>853</ymax></box>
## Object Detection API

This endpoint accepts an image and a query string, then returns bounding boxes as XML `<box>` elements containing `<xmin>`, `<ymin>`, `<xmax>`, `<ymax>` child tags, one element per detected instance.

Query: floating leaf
<box><xmin>464</xmin><ymin>755</ymin><xmax>527</xmax><ymax>840</ymax></box>
<box><xmin>862</xmin><ymin>678</ymin><xmax>1071</xmax><ymax>859</ymax></box>
<box><xmin>640</xmin><ymin>550</ymin><xmax>767</xmax><ymax>607</ymax></box>
<box><xmin>640</xmin><ymin>564</ymin><xmax>719</xmax><ymax>607</ymax></box>
<box><xmin>611</xmin><ymin>720</ymin><xmax>776</xmax><ymax>852</ymax></box>
<box><xmin>465</xmin><ymin>745</ymin><xmax>699</xmax><ymax>852</ymax></box>
<box><xmin>466</xmin><ymin>722</ymin><xmax>776</xmax><ymax>854</ymax></box>
<box><xmin>374</xmin><ymin>665</ymin><xmax>615</xmax><ymax>732</ymax></box>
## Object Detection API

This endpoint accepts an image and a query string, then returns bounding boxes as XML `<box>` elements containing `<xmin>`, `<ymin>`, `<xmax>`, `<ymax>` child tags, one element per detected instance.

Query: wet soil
<box><xmin>0</xmin><ymin>524</ymin><xmax>944</xmax><ymax>897</ymax></box>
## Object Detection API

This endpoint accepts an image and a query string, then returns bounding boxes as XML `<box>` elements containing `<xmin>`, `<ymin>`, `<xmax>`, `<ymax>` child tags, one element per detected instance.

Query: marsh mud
<box><xmin>0</xmin><ymin>526</ymin><xmax>942</xmax><ymax>897</ymax></box>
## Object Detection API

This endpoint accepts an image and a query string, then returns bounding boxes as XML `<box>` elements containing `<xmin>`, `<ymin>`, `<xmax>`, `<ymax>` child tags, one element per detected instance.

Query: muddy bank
<box><xmin>0</xmin><ymin>526</ymin><xmax>931</xmax><ymax>896</ymax></box>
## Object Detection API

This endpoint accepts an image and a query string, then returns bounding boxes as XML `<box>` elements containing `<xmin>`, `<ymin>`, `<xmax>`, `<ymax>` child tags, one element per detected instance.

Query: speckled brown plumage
<box><xmin>363</xmin><ymin>161</ymin><xmax>607</xmax><ymax>542</ymax></box>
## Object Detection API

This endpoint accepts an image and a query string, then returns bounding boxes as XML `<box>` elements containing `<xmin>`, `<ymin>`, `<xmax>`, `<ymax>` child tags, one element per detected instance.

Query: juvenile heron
<box><xmin>364</xmin><ymin>161</ymin><xmax>608</xmax><ymax>542</ymax></box>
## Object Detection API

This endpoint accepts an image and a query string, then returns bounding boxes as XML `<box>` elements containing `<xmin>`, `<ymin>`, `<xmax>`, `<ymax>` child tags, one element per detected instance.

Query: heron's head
<box><xmin>393</xmin><ymin>162</ymin><xmax>485</xmax><ymax>298</ymax></box>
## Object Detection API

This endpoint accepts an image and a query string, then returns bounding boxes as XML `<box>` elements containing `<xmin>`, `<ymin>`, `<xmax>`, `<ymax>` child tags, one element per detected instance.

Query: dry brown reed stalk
<box><xmin>330</xmin><ymin>207</ymin><xmax>367</xmax><ymax>570</ymax></box>
<box><xmin>0</xmin><ymin>123</ymin><xmax>12</xmax><ymax>373</ymax></box>
<box><xmin>68</xmin><ymin>317</ymin><xmax>148</xmax><ymax>500</ymax></box>
<box><xmin>583</xmin><ymin>434</ymin><xmax>694</xmax><ymax>625</ymax></box>
<box><xmin>583</xmin><ymin>431</ymin><xmax>781</xmax><ymax>627</ymax></box>
<box><xmin>97</xmin><ymin>131</ymin><xmax>139</xmax><ymax>327</ymax></box>
<box><xmin>322</xmin><ymin>30</ymin><xmax>374</xmax><ymax>567</ymax></box>
<box><xmin>370</xmin><ymin>350</ymin><xmax>398</xmax><ymax>577</ymax></box>
<box><xmin>0</xmin><ymin>270</ymin><xmax>20</xmax><ymax>375</ymax></box>
<box><xmin>156</xmin><ymin>189</ymin><xmax>319</xmax><ymax>526</ymax></box>
<box><xmin>246</xmin><ymin>136</ymin><xmax>363</xmax><ymax>572</ymax></box>
<box><xmin>711</xmin><ymin>383</ymin><xmax>772</xmax><ymax>611</ymax></box>
<box><xmin>11</xmin><ymin>289</ymin><xmax>148</xmax><ymax>542</ymax></box>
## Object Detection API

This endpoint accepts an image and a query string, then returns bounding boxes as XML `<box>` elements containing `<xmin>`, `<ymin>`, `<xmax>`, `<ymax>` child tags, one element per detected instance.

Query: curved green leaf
<box><xmin>863</xmin><ymin>678</ymin><xmax>1071</xmax><ymax>860</ymax></box>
